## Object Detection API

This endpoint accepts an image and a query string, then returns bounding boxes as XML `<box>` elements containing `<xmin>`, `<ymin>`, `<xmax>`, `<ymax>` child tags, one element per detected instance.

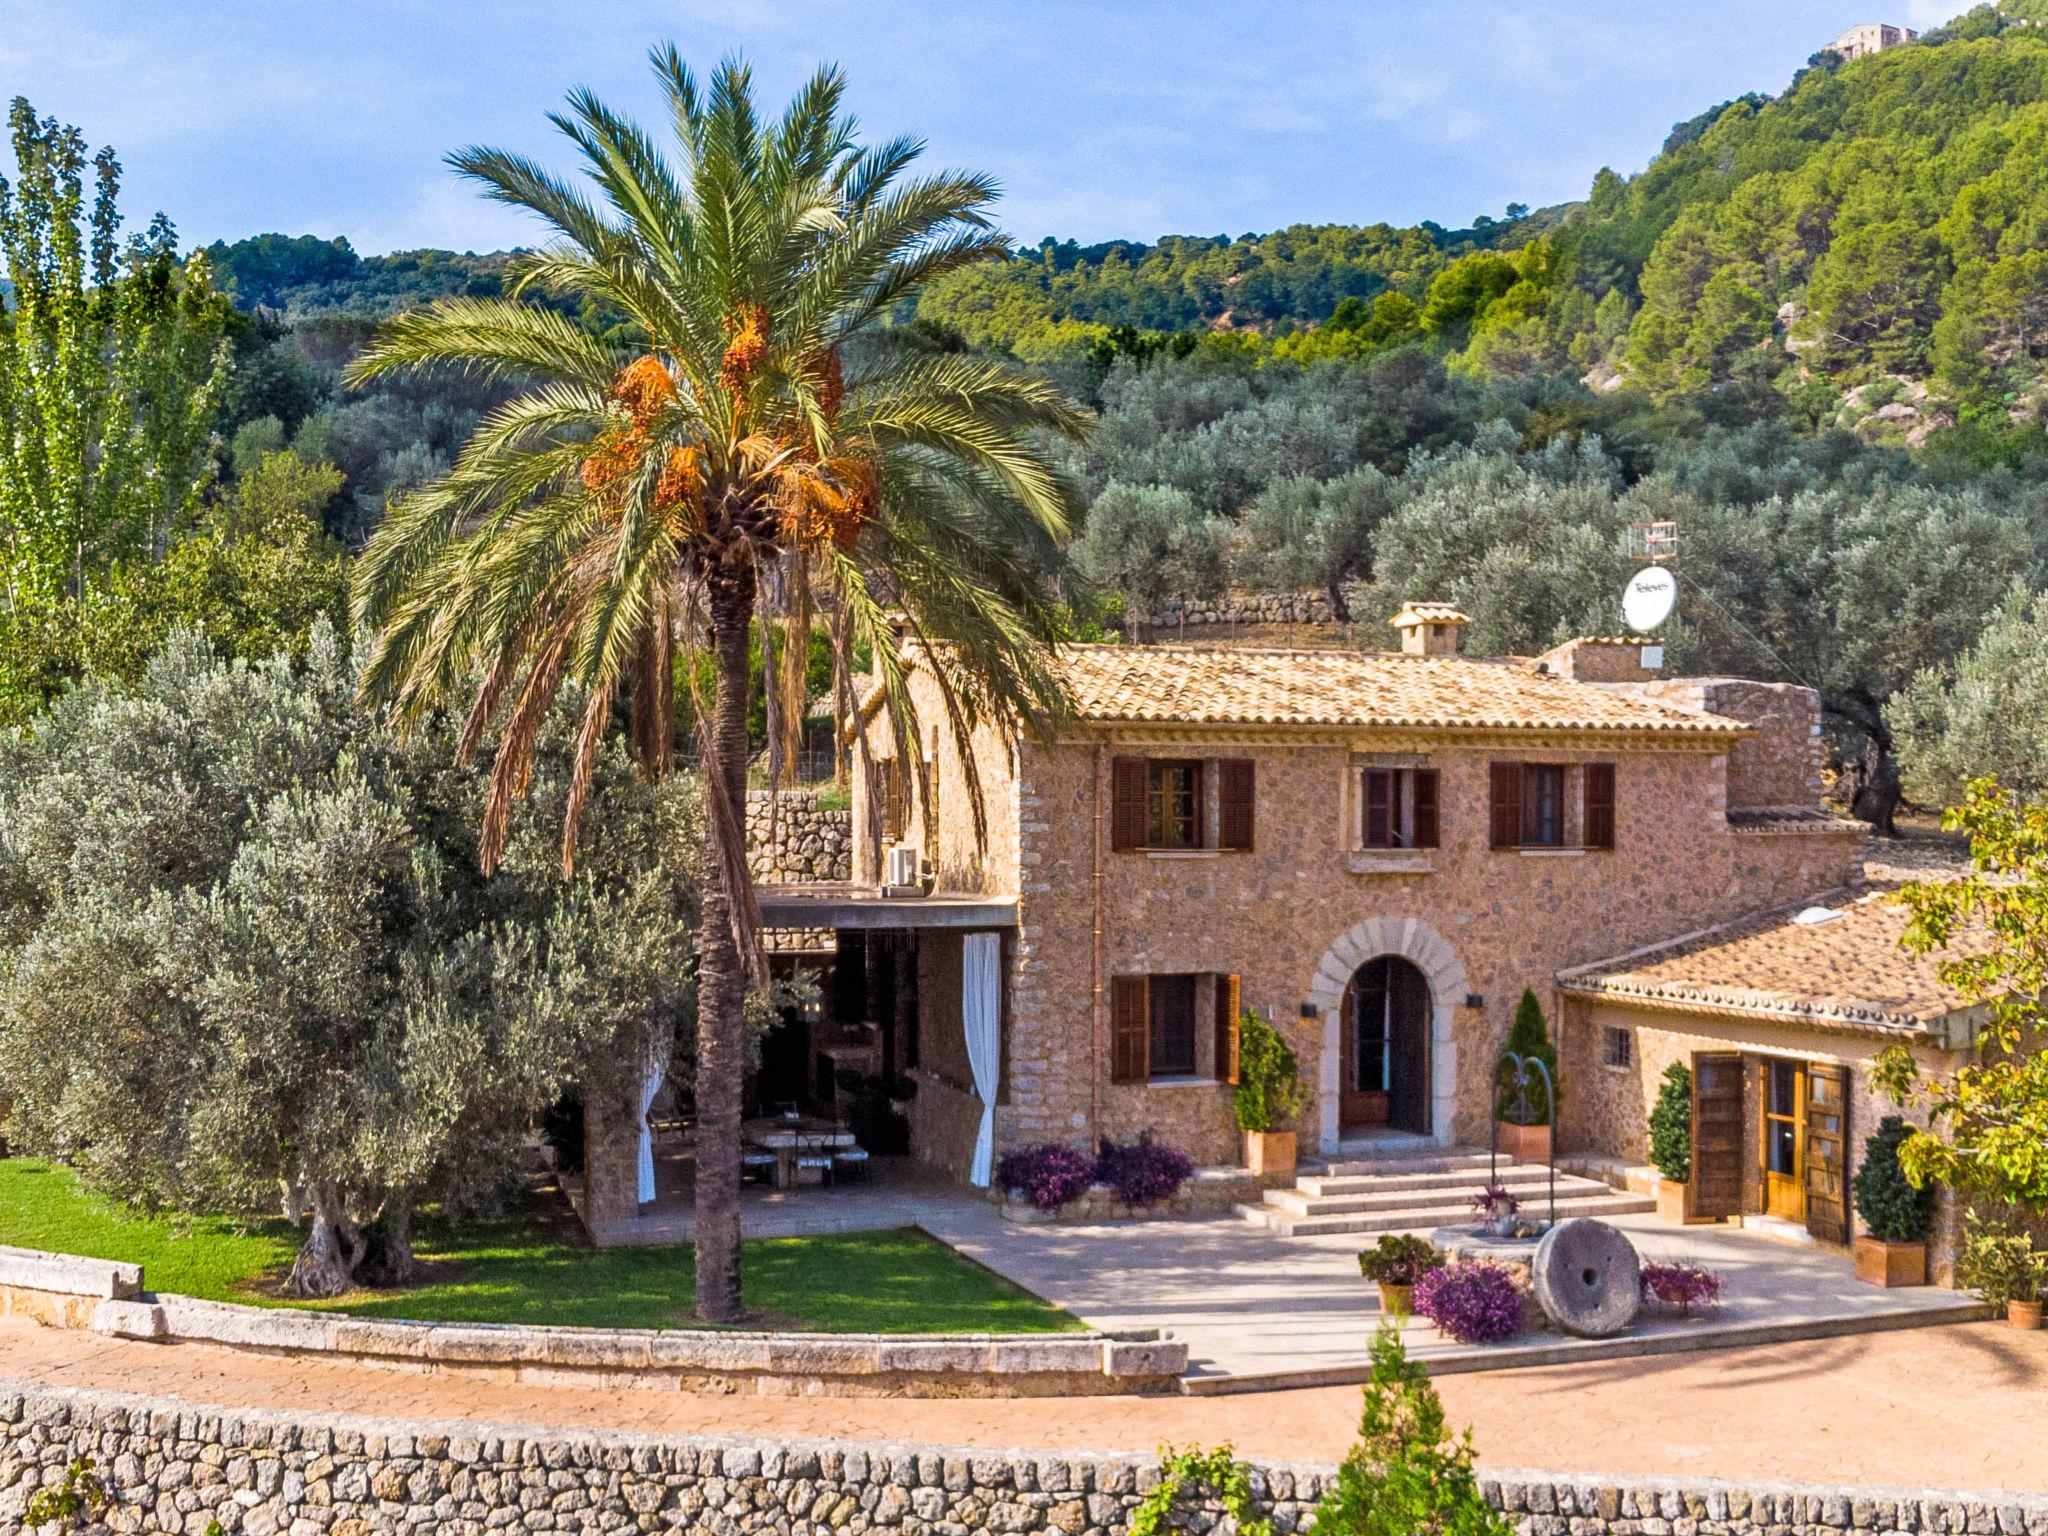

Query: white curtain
<box><xmin>962</xmin><ymin>931</ymin><xmax>1002</xmax><ymax>1187</ymax></box>
<box><xmin>636</xmin><ymin>1056</ymin><xmax>665</xmax><ymax>1207</ymax></box>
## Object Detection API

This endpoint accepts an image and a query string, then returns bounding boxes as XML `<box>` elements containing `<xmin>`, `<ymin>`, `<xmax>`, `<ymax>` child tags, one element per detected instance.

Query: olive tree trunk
<box><xmin>693</xmin><ymin>559</ymin><xmax>757</xmax><ymax>1324</ymax></box>
<box><xmin>283</xmin><ymin>1184</ymin><xmax>365</xmax><ymax>1299</ymax></box>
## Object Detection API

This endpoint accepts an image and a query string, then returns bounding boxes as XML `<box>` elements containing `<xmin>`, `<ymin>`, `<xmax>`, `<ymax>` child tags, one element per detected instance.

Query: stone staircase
<box><xmin>1237</xmin><ymin>1148</ymin><xmax>1656</xmax><ymax>1238</ymax></box>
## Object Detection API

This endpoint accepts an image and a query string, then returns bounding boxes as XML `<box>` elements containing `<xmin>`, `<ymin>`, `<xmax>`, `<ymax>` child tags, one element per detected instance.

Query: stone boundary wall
<box><xmin>746</xmin><ymin>789</ymin><xmax>851</xmax><ymax>884</ymax></box>
<box><xmin>0</xmin><ymin>1248</ymin><xmax>1184</xmax><ymax>1399</ymax></box>
<box><xmin>1140</xmin><ymin>588</ymin><xmax>1337</xmax><ymax>628</ymax></box>
<box><xmin>6</xmin><ymin>1377</ymin><xmax>2047</xmax><ymax>1536</ymax></box>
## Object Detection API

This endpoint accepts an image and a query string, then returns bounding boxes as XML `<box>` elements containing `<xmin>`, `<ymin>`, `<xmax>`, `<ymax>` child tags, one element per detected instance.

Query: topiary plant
<box><xmin>1648</xmin><ymin>1062</ymin><xmax>1692</xmax><ymax>1184</ymax></box>
<box><xmin>1234</xmin><ymin>1012</ymin><xmax>1307</xmax><ymax>1134</ymax></box>
<box><xmin>1494</xmin><ymin>988</ymin><xmax>1557</xmax><ymax>1126</ymax></box>
<box><xmin>1854</xmin><ymin>1115</ymin><xmax>1935</xmax><ymax>1243</ymax></box>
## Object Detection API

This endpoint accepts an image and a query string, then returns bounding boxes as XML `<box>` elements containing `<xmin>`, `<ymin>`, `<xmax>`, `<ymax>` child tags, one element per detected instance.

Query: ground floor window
<box><xmin>1602</xmin><ymin>1025</ymin><xmax>1633</xmax><ymax>1069</ymax></box>
<box><xmin>1149</xmin><ymin>973</ymin><xmax>1198</xmax><ymax>1077</ymax></box>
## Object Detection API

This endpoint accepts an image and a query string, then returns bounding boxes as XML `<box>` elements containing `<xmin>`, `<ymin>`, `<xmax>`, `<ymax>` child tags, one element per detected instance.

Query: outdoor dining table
<box><xmin>742</xmin><ymin>1118</ymin><xmax>858</xmax><ymax>1189</ymax></box>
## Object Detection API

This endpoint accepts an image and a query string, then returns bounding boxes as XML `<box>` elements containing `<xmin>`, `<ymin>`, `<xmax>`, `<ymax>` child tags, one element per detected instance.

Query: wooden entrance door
<box><xmin>1340</xmin><ymin>957</ymin><xmax>1432</xmax><ymax>1135</ymax></box>
<box><xmin>1690</xmin><ymin>1053</ymin><xmax>1744</xmax><ymax>1220</ymax></box>
<box><xmin>1803</xmin><ymin>1064</ymin><xmax>1851</xmax><ymax>1243</ymax></box>
<box><xmin>1762</xmin><ymin>1059</ymin><xmax>1807</xmax><ymax>1221</ymax></box>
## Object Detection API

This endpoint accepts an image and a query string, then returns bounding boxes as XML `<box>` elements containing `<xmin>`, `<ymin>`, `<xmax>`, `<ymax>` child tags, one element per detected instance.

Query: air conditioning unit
<box><xmin>886</xmin><ymin>843</ymin><xmax>922</xmax><ymax>891</ymax></box>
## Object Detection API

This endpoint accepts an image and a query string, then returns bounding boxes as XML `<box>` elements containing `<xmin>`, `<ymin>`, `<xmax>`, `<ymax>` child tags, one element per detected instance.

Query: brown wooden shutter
<box><xmin>1413</xmin><ymin>769</ymin><xmax>1440</xmax><ymax>849</ymax></box>
<box><xmin>1583</xmin><ymin>762</ymin><xmax>1616</xmax><ymax>851</ymax></box>
<box><xmin>883</xmin><ymin>758</ymin><xmax>909</xmax><ymax>841</ymax></box>
<box><xmin>1804</xmin><ymin>1063</ymin><xmax>1851</xmax><ymax>1244</ymax></box>
<box><xmin>1690</xmin><ymin>1052</ymin><xmax>1745</xmax><ymax>1220</ymax></box>
<box><xmin>1110</xmin><ymin>975</ymin><xmax>1150</xmax><ymax>1084</ymax></box>
<box><xmin>1364</xmin><ymin>769</ymin><xmax>1392</xmax><ymax>847</ymax></box>
<box><xmin>1111</xmin><ymin>757</ymin><xmax>1147</xmax><ymax>852</ymax></box>
<box><xmin>1213</xmin><ymin>974</ymin><xmax>1241</xmax><ymax>1086</ymax></box>
<box><xmin>1218</xmin><ymin>758</ymin><xmax>1253</xmax><ymax>850</ymax></box>
<box><xmin>1489</xmin><ymin>761</ymin><xmax>1522</xmax><ymax>850</ymax></box>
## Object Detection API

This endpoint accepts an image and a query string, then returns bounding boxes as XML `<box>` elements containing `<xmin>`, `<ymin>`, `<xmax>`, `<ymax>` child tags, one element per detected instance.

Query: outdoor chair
<box><xmin>740</xmin><ymin>1148</ymin><xmax>779</xmax><ymax>1188</ymax></box>
<box><xmin>832</xmin><ymin>1143</ymin><xmax>871</xmax><ymax>1183</ymax></box>
<box><xmin>794</xmin><ymin>1135</ymin><xmax>837</xmax><ymax>1187</ymax></box>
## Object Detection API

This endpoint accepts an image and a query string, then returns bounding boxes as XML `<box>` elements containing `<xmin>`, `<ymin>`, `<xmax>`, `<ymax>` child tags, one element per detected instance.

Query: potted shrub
<box><xmin>1956</xmin><ymin>1219</ymin><xmax>2048</xmax><ymax>1329</ymax></box>
<box><xmin>1358</xmin><ymin>1233</ymin><xmax>1445</xmax><ymax>1317</ymax></box>
<box><xmin>1648</xmin><ymin>1062</ymin><xmax>1711</xmax><ymax>1224</ymax></box>
<box><xmin>1493</xmin><ymin>989</ymin><xmax>1557</xmax><ymax>1163</ymax></box>
<box><xmin>1852</xmin><ymin>1116</ymin><xmax>1934</xmax><ymax>1287</ymax></box>
<box><xmin>1234</xmin><ymin>1012</ymin><xmax>1308</xmax><ymax>1175</ymax></box>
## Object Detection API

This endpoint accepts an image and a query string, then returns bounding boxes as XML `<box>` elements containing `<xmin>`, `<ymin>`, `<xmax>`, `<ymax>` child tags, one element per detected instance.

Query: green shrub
<box><xmin>1314</xmin><ymin>1324</ymin><xmax>1513</xmax><ymax>1536</ymax></box>
<box><xmin>1129</xmin><ymin>1446</ymin><xmax>1274</xmax><ymax>1536</ymax></box>
<box><xmin>1956</xmin><ymin>1217</ymin><xmax>2048</xmax><ymax>1307</ymax></box>
<box><xmin>1233</xmin><ymin>1013</ymin><xmax>1307</xmax><ymax>1134</ymax></box>
<box><xmin>1494</xmin><ymin>988</ymin><xmax>1557</xmax><ymax>1126</ymax></box>
<box><xmin>1853</xmin><ymin>1116</ymin><xmax>1935</xmax><ymax>1243</ymax></box>
<box><xmin>1648</xmin><ymin>1063</ymin><xmax>1692</xmax><ymax>1184</ymax></box>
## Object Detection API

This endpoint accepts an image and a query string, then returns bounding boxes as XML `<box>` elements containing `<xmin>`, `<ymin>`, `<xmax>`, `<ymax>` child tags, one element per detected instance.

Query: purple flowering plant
<box><xmin>1095</xmin><ymin>1135</ymin><xmax>1195</xmax><ymax>1206</ymax></box>
<box><xmin>993</xmin><ymin>1143</ymin><xmax>1096</xmax><ymax>1211</ymax></box>
<box><xmin>1414</xmin><ymin>1259</ymin><xmax>1524</xmax><ymax>1343</ymax></box>
<box><xmin>1640</xmin><ymin>1261</ymin><xmax>1723</xmax><ymax>1314</ymax></box>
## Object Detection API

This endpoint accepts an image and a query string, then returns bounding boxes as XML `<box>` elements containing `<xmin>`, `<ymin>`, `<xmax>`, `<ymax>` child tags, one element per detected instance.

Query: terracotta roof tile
<box><xmin>1047</xmin><ymin>645</ymin><xmax>1749</xmax><ymax>736</ymax></box>
<box><xmin>1557</xmin><ymin>888</ymin><xmax>1985</xmax><ymax>1036</ymax></box>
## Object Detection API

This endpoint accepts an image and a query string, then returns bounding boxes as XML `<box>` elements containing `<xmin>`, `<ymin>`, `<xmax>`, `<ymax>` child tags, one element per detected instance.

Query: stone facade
<box><xmin>746</xmin><ymin>790</ymin><xmax>851</xmax><ymax>884</ymax></box>
<box><xmin>858</xmin><ymin>647</ymin><xmax>1863</xmax><ymax>1175</ymax></box>
<box><xmin>1827</xmin><ymin>22</ymin><xmax>1917</xmax><ymax>59</ymax></box>
<box><xmin>5</xmin><ymin>1380</ymin><xmax>2046</xmax><ymax>1536</ymax></box>
<box><xmin>1613</xmin><ymin>679</ymin><xmax>1824</xmax><ymax>815</ymax></box>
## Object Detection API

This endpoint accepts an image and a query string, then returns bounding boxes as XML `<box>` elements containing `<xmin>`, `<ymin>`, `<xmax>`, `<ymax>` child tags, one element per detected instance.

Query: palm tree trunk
<box><xmin>694</xmin><ymin>558</ymin><xmax>757</xmax><ymax>1323</ymax></box>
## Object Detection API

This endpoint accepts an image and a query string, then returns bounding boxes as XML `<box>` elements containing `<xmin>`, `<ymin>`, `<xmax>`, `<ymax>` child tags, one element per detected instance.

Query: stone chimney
<box><xmin>1390</xmin><ymin>602</ymin><xmax>1471</xmax><ymax>656</ymax></box>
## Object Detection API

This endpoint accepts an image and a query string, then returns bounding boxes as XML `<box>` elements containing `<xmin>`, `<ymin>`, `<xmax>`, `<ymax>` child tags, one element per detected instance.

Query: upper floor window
<box><xmin>1489</xmin><ymin>761</ymin><xmax>1617</xmax><ymax>851</ymax></box>
<box><xmin>1360</xmin><ymin>766</ymin><xmax>1440</xmax><ymax>849</ymax></box>
<box><xmin>1147</xmin><ymin>760</ymin><xmax>1203</xmax><ymax>849</ymax></box>
<box><xmin>1112</xmin><ymin>755</ymin><xmax>1255</xmax><ymax>852</ymax></box>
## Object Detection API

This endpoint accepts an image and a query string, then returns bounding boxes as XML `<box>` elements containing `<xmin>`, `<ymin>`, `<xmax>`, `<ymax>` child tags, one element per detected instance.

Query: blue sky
<box><xmin>2</xmin><ymin>1</ymin><xmax>1962</xmax><ymax>256</ymax></box>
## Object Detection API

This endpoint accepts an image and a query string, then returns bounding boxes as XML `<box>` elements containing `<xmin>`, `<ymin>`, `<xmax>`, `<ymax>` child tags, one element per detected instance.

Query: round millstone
<box><xmin>1531</xmin><ymin>1217</ymin><xmax>1642</xmax><ymax>1337</ymax></box>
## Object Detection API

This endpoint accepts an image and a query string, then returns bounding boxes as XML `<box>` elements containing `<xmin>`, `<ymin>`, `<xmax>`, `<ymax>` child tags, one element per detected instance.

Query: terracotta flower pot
<box><xmin>1377</xmin><ymin>1281</ymin><xmax>1414</xmax><ymax>1318</ymax></box>
<box><xmin>1494</xmin><ymin>1120</ymin><xmax>1551</xmax><ymax>1165</ymax></box>
<box><xmin>1853</xmin><ymin>1235</ymin><xmax>1927</xmax><ymax>1288</ymax></box>
<box><xmin>2007</xmin><ymin>1299</ymin><xmax>2043</xmax><ymax>1330</ymax></box>
<box><xmin>1243</xmin><ymin>1129</ymin><xmax>1297</xmax><ymax>1176</ymax></box>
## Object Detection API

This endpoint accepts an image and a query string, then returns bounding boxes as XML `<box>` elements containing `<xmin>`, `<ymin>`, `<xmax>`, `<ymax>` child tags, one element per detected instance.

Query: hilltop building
<box><xmin>1826</xmin><ymin>23</ymin><xmax>1918</xmax><ymax>59</ymax></box>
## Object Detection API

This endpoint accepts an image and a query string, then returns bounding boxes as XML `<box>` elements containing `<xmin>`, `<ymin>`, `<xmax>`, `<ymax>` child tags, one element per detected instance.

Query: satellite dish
<box><xmin>1622</xmin><ymin>566</ymin><xmax>1677</xmax><ymax>633</ymax></box>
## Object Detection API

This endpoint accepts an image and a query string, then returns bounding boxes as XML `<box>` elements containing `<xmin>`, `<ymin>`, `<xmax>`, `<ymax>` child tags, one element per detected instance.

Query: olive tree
<box><xmin>0</xmin><ymin>624</ymin><xmax>702</xmax><ymax>1295</ymax></box>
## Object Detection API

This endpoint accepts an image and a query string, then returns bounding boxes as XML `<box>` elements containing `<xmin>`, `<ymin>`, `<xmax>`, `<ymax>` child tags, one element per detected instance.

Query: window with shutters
<box><xmin>1113</xmin><ymin>756</ymin><xmax>1254</xmax><ymax>852</ymax></box>
<box><xmin>1488</xmin><ymin>761</ymin><xmax>1619</xmax><ymax>851</ymax></box>
<box><xmin>1357</xmin><ymin>766</ymin><xmax>1440</xmax><ymax>849</ymax></box>
<box><xmin>1110</xmin><ymin>971</ymin><xmax>1242</xmax><ymax>1083</ymax></box>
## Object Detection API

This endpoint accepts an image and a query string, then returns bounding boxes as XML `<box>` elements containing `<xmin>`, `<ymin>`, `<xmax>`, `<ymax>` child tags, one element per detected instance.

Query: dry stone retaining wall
<box><xmin>746</xmin><ymin>790</ymin><xmax>851</xmax><ymax>884</ymax></box>
<box><xmin>6</xmin><ymin>1378</ymin><xmax>2048</xmax><ymax>1536</ymax></box>
<box><xmin>1141</xmin><ymin>589</ymin><xmax>1337</xmax><ymax>628</ymax></box>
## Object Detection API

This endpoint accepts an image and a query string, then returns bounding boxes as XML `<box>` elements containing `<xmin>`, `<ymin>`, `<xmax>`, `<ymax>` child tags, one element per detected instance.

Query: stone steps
<box><xmin>1263</xmin><ymin>1171</ymin><xmax>1626</xmax><ymax>1218</ymax></box>
<box><xmin>1237</xmin><ymin>1152</ymin><xmax>1656</xmax><ymax>1238</ymax></box>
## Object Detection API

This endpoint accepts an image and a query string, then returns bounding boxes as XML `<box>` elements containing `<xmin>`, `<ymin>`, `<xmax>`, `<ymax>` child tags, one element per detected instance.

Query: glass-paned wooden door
<box><xmin>1762</xmin><ymin>1059</ymin><xmax>1807</xmax><ymax>1221</ymax></box>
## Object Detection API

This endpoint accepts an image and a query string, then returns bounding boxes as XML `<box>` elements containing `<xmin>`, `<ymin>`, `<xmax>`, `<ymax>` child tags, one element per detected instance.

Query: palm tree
<box><xmin>346</xmin><ymin>50</ymin><xmax>1085</xmax><ymax>1322</ymax></box>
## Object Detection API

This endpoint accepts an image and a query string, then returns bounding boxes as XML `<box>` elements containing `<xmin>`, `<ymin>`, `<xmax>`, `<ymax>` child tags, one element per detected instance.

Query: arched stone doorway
<box><xmin>1306</xmin><ymin>918</ymin><xmax>1467</xmax><ymax>1152</ymax></box>
<box><xmin>1342</xmin><ymin>956</ymin><xmax>1433</xmax><ymax>1136</ymax></box>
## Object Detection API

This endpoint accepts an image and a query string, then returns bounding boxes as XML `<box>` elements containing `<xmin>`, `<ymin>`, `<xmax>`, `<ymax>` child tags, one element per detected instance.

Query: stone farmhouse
<box><xmin>581</xmin><ymin>602</ymin><xmax>1980</xmax><ymax>1272</ymax></box>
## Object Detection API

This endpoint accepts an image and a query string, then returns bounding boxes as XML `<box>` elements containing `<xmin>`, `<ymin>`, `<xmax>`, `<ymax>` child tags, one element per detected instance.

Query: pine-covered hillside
<box><xmin>909</xmin><ymin>1</ymin><xmax>2048</xmax><ymax>434</ymax></box>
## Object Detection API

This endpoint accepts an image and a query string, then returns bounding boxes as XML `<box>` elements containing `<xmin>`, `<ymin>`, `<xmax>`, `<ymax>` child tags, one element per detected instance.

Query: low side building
<box><xmin>1558</xmin><ymin>888</ymin><xmax>1982</xmax><ymax>1275</ymax></box>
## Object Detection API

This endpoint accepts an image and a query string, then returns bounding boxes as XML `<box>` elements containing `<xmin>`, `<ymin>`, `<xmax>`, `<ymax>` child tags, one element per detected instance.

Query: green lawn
<box><xmin>0</xmin><ymin>1157</ymin><xmax>1078</xmax><ymax>1334</ymax></box>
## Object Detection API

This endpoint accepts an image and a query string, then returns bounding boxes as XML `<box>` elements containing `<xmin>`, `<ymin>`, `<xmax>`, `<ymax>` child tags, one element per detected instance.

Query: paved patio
<box><xmin>558</xmin><ymin>1165</ymin><xmax>1990</xmax><ymax>1384</ymax></box>
<box><xmin>918</xmin><ymin>1206</ymin><xmax>1989</xmax><ymax>1389</ymax></box>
